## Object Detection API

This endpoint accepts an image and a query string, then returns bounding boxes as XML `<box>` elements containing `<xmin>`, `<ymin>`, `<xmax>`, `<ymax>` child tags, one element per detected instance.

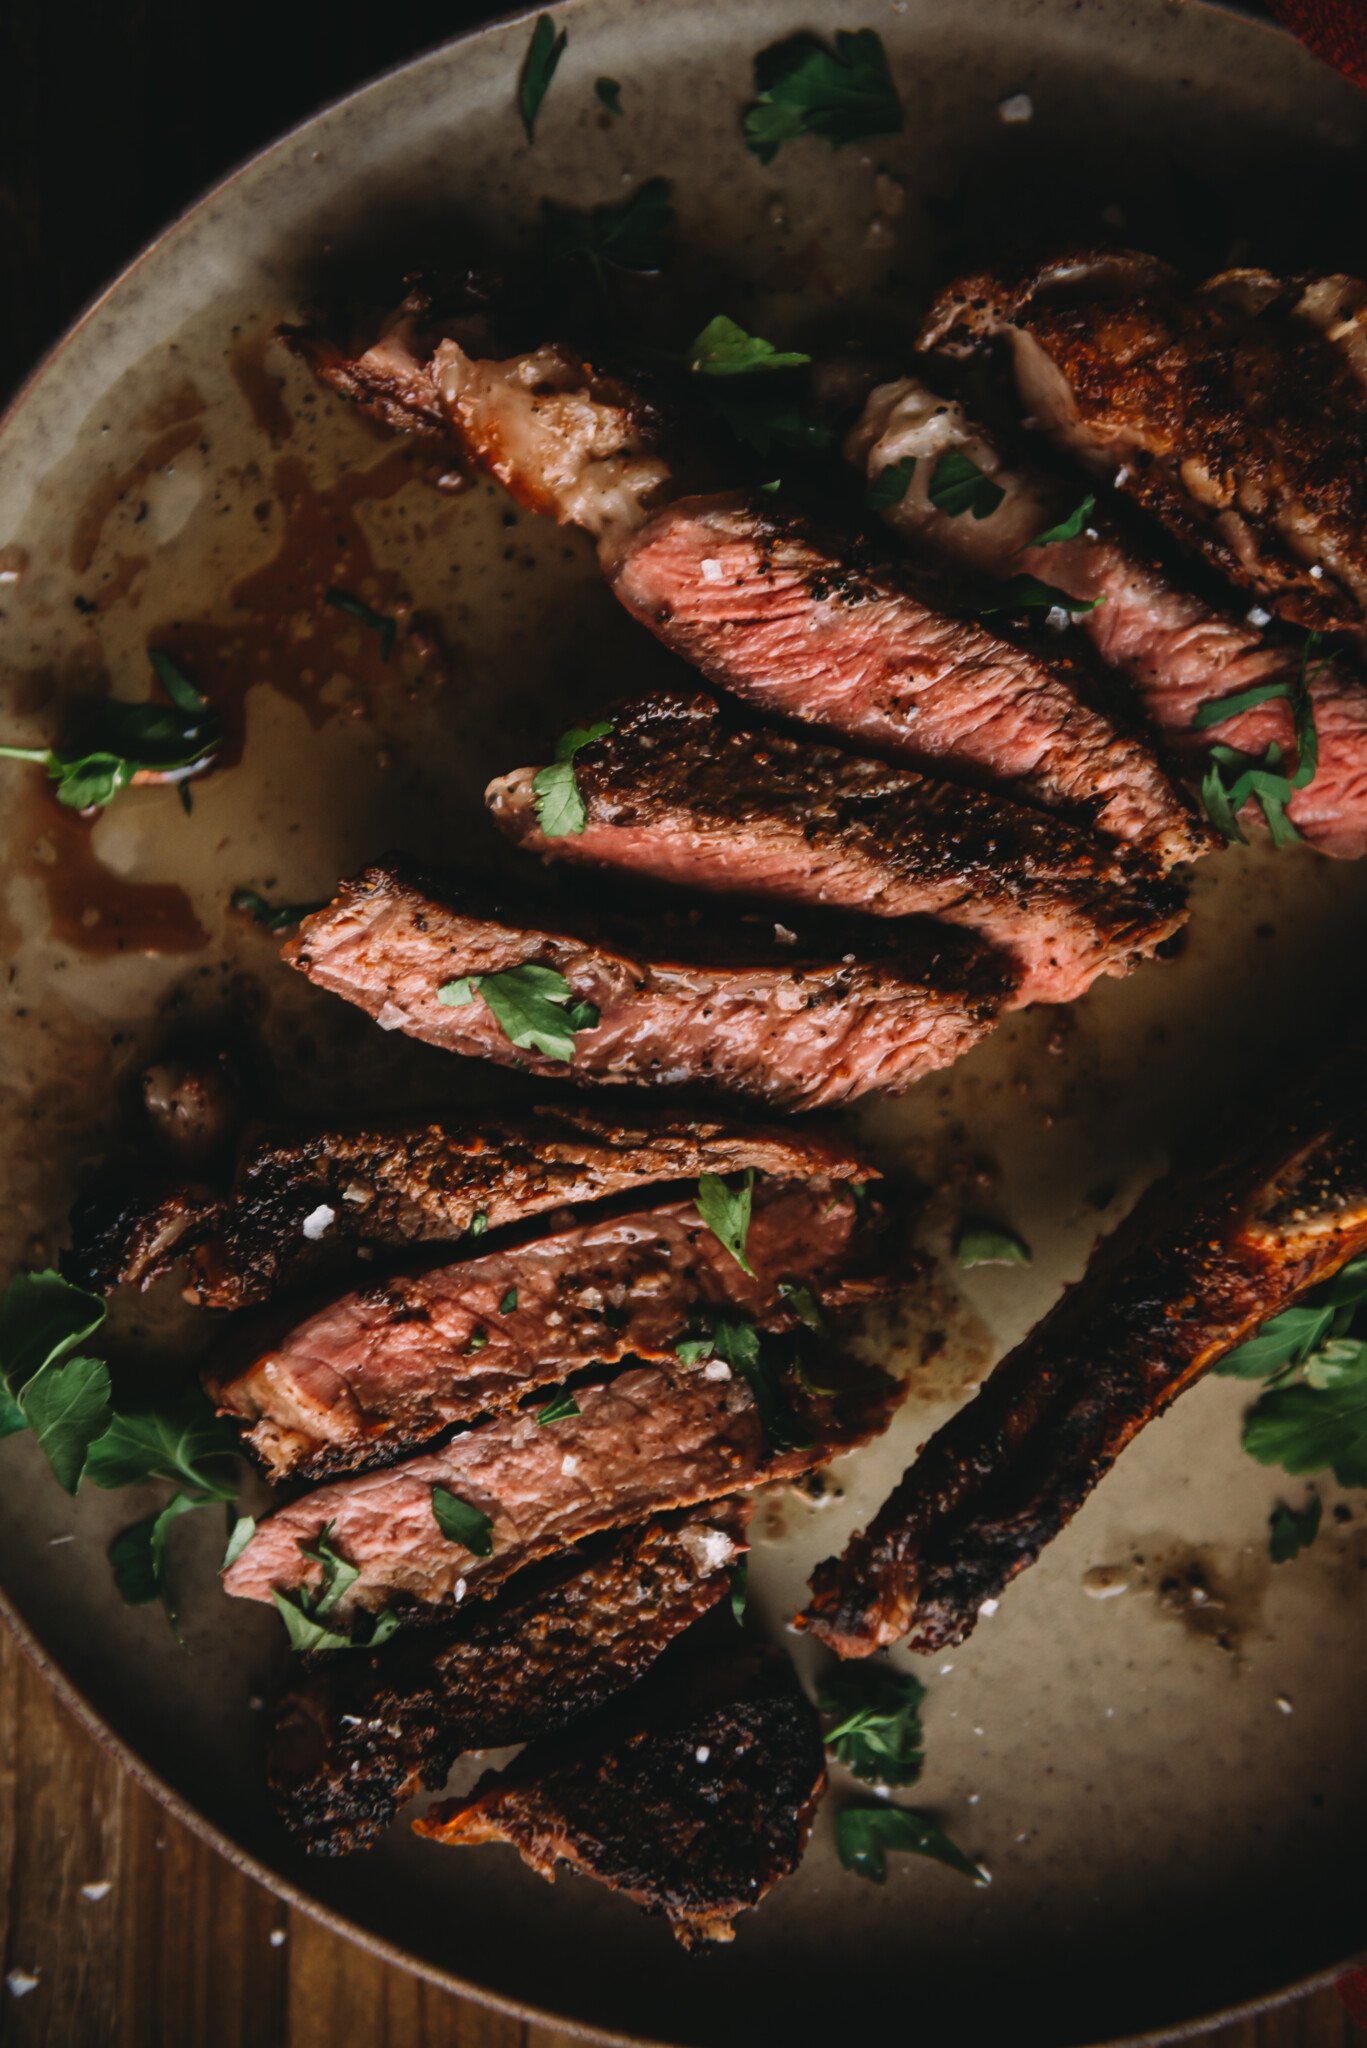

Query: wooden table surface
<box><xmin>0</xmin><ymin>3</ymin><xmax>1360</xmax><ymax>2043</ymax></box>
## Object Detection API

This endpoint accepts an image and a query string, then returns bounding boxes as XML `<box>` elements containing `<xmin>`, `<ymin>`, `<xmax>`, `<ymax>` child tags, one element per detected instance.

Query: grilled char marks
<box><xmin>414</xmin><ymin>1635</ymin><xmax>824</xmax><ymax>1946</ymax></box>
<box><xmin>802</xmin><ymin>1058</ymin><xmax>1367</xmax><ymax>1657</ymax></box>
<box><xmin>491</xmin><ymin>690</ymin><xmax>1186</xmax><ymax>1009</ymax></box>
<box><xmin>608</xmin><ymin>491</ymin><xmax>1204</xmax><ymax>870</ymax></box>
<box><xmin>921</xmin><ymin>250</ymin><xmax>1367</xmax><ymax>636</ymax></box>
<box><xmin>284</xmin><ymin>857</ymin><xmax>1011</xmax><ymax>1109</ymax></box>
<box><xmin>269</xmin><ymin>1505</ymin><xmax>748</xmax><ymax>1856</ymax></box>
<box><xmin>211</xmin><ymin>1181</ymin><xmax>888</xmax><ymax>1483</ymax></box>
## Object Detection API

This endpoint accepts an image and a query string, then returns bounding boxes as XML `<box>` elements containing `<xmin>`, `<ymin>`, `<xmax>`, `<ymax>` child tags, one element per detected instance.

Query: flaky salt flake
<box><xmin>6</xmin><ymin>1972</ymin><xmax>39</xmax><ymax>1999</ymax></box>
<box><xmin>700</xmin><ymin>557</ymin><xmax>724</xmax><ymax>584</ymax></box>
<box><xmin>1246</xmin><ymin>604</ymin><xmax>1272</xmax><ymax>628</ymax></box>
<box><xmin>978</xmin><ymin>1597</ymin><xmax>999</xmax><ymax>1617</ymax></box>
<box><xmin>302</xmin><ymin>1204</ymin><xmax>335</xmax><ymax>1240</ymax></box>
<box><xmin>695</xmin><ymin>1746</ymin><xmax>711</xmax><ymax>1764</ymax></box>
<box><xmin>702</xmin><ymin>1359</ymin><xmax>732</xmax><ymax>1382</ymax></box>
<box><xmin>1275</xmin><ymin>1694</ymin><xmax>1294</xmax><ymax>1715</ymax></box>
<box><xmin>269</xmin><ymin>1929</ymin><xmax>287</xmax><ymax>1949</ymax></box>
<box><xmin>79</xmin><ymin>1882</ymin><xmax>112</xmax><ymax>1904</ymax></box>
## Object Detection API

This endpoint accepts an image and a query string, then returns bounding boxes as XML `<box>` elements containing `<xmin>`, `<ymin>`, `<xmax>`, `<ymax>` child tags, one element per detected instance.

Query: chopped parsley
<box><xmin>231</xmin><ymin>888</ymin><xmax>325</xmax><ymax>933</ymax></box>
<box><xmin>543</xmin><ymin>177</ymin><xmax>674</xmax><ymax>289</ymax></box>
<box><xmin>777</xmin><ymin>1280</ymin><xmax>825</xmax><ymax>1333</ymax></box>
<box><xmin>498</xmin><ymin>1287</ymin><xmax>519</xmax><ymax>1315</ymax></box>
<box><xmin>1027</xmin><ymin>495</ymin><xmax>1096</xmax><ymax>548</ymax></box>
<box><xmin>688</xmin><ymin>315</ymin><xmax>810</xmax><ymax>378</ymax></box>
<box><xmin>928</xmin><ymin>450</ymin><xmax>1004</xmax><ymax>523</ymax></box>
<box><xmin>836</xmin><ymin>1804</ymin><xmax>987</xmax><ymax>1885</ymax></box>
<box><xmin>819</xmin><ymin>1664</ymin><xmax>926</xmax><ymax>1786</ymax></box>
<box><xmin>743</xmin><ymin>29</ymin><xmax>902</xmax><ymax>164</ymax></box>
<box><xmin>518</xmin><ymin>13</ymin><xmax>567</xmax><ymax>142</ymax></box>
<box><xmin>1196</xmin><ymin>632</ymin><xmax>1322</xmax><ymax>845</ymax></box>
<box><xmin>536</xmin><ymin>1390</ymin><xmax>581</xmax><ymax>1426</ymax></box>
<box><xmin>977</xmin><ymin>575</ymin><xmax>1101</xmax><ymax>617</ymax></box>
<box><xmin>273</xmin><ymin>1522</ymin><xmax>399</xmax><ymax>1653</ymax></box>
<box><xmin>438</xmin><ymin>963</ymin><xmax>600</xmax><ymax>1064</ymax></box>
<box><xmin>867</xmin><ymin>457</ymin><xmax>916</xmax><ymax>512</ymax></box>
<box><xmin>1269</xmin><ymin>1494</ymin><xmax>1322</xmax><ymax>1563</ymax></box>
<box><xmin>531</xmin><ymin>720</ymin><xmax>612</xmax><ymax>837</ymax></box>
<box><xmin>695</xmin><ymin>1170</ymin><xmax>756</xmax><ymax>1276</ymax></box>
<box><xmin>324</xmin><ymin>587</ymin><xmax>396</xmax><ymax>661</ymax></box>
<box><xmin>0</xmin><ymin>650</ymin><xmax>219</xmax><ymax>810</ymax></box>
<box><xmin>468</xmin><ymin>1212</ymin><xmax>488</xmax><ymax>1238</ymax></box>
<box><xmin>956</xmin><ymin>1220</ymin><xmax>1031</xmax><ymax>1268</ymax></box>
<box><xmin>594</xmin><ymin>76</ymin><xmax>623</xmax><ymax>116</ymax></box>
<box><xmin>432</xmin><ymin>1485</ymin><xmax>494</xmax><ymax>1555</ymax></box>
<box><xmin>1215</xmin><ymin>1253</ymin><xmax>1367</xmax><ymax>1487</ymax></box>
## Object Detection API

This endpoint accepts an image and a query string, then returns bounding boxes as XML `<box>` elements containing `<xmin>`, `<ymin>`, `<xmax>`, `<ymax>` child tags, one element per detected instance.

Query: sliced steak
<box><xmin>413</xmin><ymin>1635</ymin><xmax>824</xmax><ymax>1946</ymax></box>
<box><xmin>489</xmin><ymin>691</ymin><xmax>1187</xmax><ymax>1008</ymax></box>
<box><xmin>802</xmin><ymin>1046</ymin><xmax>1367</xmax><ymax>1657</ymax></box>
<box><xmin>66</xmin><ymin>1102</ymin><xmax>870</xmax><ymax>1309</ymax></box>
<box><xmin>851</xmin><ymin>373</ymin><xmax>1367</xmax><ymax>859</ymax></box>
<box><xmin>283</xmin><ymin>858</ymin><xmax>1011</xmax><ymax>1107</ymax></box>
<box><xmin>920</xmin><ymin>251</ymin><xmax>1367</xmax><ymax>637</ymax></box>
<box><xmin>605</xmin><ymin>492</ymin><xmax>1205</xmax><ymax>870</ymax></box>
<box><xmin>269</xmin><ymin>1503</ymin><xmax>748</xmax><ymax>1855</ymax></box>
<box><xmin>223</xmin><ymin>1349</ymin><xmax>897</xmax><ymax>1626</ymax></box>
<box><xmin>211</xmin><ymin>1181</ymin><xmax>887</xmax><ymax>1482</ymax></box>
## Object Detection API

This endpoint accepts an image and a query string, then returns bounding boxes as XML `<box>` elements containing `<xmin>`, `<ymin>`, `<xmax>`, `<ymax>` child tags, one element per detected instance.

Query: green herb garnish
<box><xmin>867</xmin><ymin>458</ymin><xmax>916</xmax><ymax>512</ymax></box>
<box><xmin>272</xmin><ymin>1522</ymin><xmax>397</xmax><ymax>1653</ymax></box>
<box><xmin>536</xmin><ymin>1391</ymin><xmax>581</xmax><ymax>1426</ymax></box>
<box><xmin>438</xmin><ymin>963</ymin><xmax>599</xmax><ymax>1064</ymax></box>
<box><xmin>231</xmin><ymin>888</ymin><xmax>325</xmax><ymax>933</ymax></box>
<box><xmin>742</xmin><ymin>29</ymin><xmax>902</xmax><ymax>164</ymax></box>
<box><xmin>1216</xmin><ymin>1254</ymin><xmax>1367</xmax><ymax>1486</ymax></box>
<box><xmin>83</xmin><ymin>1386</ymin><xmax>242</xmax><ymax>1498</ymax></box>
<box><xmin>1197</xmin><ymin>632</ymin><xmax>1322</xmax><ymax>844</ymax></box>
<box><xmin>1269</xmin><ymin>1494</ymin><xmax>1322</xmax><ymax>1563</ymax></box>
<box><xmin>499</xmin><ymin>1287</ymin><xmax>519</xmax><ymax>1315</ymax></box>
<box><xmin>777</xmin><ymin>1280</ymin><xmax>826</xmax><ymax>1333</ymax></box>
<box><xmin>21</xmin><ymin>1353</ymin><xmax>113</xmax><ymax>1495</ymax></box>
<box><xmin>819</xmin><ymin>1664</ymin><xmax>925</xmax><ymax>1786</ymax></box>
<box><xmin>519</xmin><ymin>12</ymin><xmax>567</xmax><ymax>142</ymax></box>
<box><xmin>223</xmin><ymin>1514</ymin><xmax>257</xmax><ymax>1570</ymax></box>
<box><xmin>928</xmin><ymin>450</ymin><xmax>1004</xmax><ymax>523</ymax></box>
<box><xmin>543</xmin><ymin>177</ymin><xmax>674</xmax><ymax>289</ymax></box>
<box><xmin>324</xmin><ymin>587</ymin><xmax>396</xmax><ymax>660</ymax></box>
<box><xmin>695</xmin><ymin>1169</ymin><xmax>756</xmax><ymax>1276</ymax></box>
<box><xmin>1027</xmin><ymin>495</ymin><xmax>1096</xmax><ymax>548</ymax></box>
<box><xmin>468</xmin><ymin>1212</ymin><xmax>488</xmax><ymax>1238</ymax></box>
<box><xmin>836</xmin><ymin>1805</ymin><xmax>987</xmax><ymax>1885</ymax></box>
<box><xmin>432</xmin><ymin>1485</ymin><xmax>494</xmax><ymax>1556</ymax></box>
<box><xmin>712</xmin><ymin>1316</ymin><xmax>810</xmax><ymax>1452</ymax></box>
<box><xmin>688</xmin><ymin>315</ymin><xmax>810</xmax><ymax>378</ymax></box>
<box><xmin>0</xmin><ymin>651</ymin><xmax>219</xmax><ymax>810</ymax></box>
<box><xmin>595</xmin><ymin>76</ymin><xmax>623</xmax><ymax>116</ymax></box>
<box><xmin>531</xmin><ymin>721</ymin><xmax>613</xmax><ymax>837</ymax></box>
<box><xmin>977</xmin><ymin>575</ymin><xmax>1101</xmax><ymax>617</ymax></box>
<box><xmin>956</xmin><ymin>1220</ymin><xmax>1031</xmax><ymax>1268</ymax></box>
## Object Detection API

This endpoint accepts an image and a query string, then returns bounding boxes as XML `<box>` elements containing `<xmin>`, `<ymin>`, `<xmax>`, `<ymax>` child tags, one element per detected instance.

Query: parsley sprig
<box><xmin>819</xmin><ymin>1664</ymin><xmax>925</xmax><ymax>1786</ymax></box>
<box><xmin>1196</xmin><ymin>632</ymin><xmax>1323</xmax><ymax>845</ymax></box>
<box><xmin>928</xmin><ymin>449</ymin><xmax>1004</xmax><ymax>522</ymax></box>
<box><xmin>836</xmin><ymin>1805</ymin><xmax>987</xmax><ymax>1885</ymax></box>
<box><xmin>438</xmin><ymin>963</ymin><xmax>600</xmax><ymax>1063</ymax></box>
<box><xmin>0</xmin><ymin>651</ymin><xmax>219</xmax><ymax>810</ymax></box>
<box><xmin>273</xmin><ymin>1523</ymin><xmax>400</xmax><ymax>1653</ymax></box>
<box><xmin>531</xmin><ymin>721</ymin><xmax>612</xmax><ymax>837</ymax></box>
<box><xmin>688</xmin><ymin>316</ymin><xmax>810</xmax><ymax>378</ymax></box>
<box><xmin>743</xmin><ymin>29</ymin><xmax>903</xmax><ymax>164</ymax></box>
<box><xmin>518</xmin><ymin>12</ymin><xmax>567</xmax><ymax>142</ymax></box>
<box><xmin>695</xmin><ymin>1170</ymin><xmax>756</xmax><ymax>1276</ymax></box>
<box><xmin>1214</xmin><ymin>1252</ymin><xmax>1367</xmax><ymax>1499</ymax></box>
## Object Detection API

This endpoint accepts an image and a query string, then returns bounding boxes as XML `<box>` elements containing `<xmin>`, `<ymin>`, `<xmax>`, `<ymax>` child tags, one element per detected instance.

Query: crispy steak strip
<box><xmin>489</xmin><ymin>691</ymin><xmax>1187</xmax><ymax>1009</ymax></box>
<box><xmin>850</xmin><ymin>374</ymin><xmax>1367</xmax><ymax>858</ymax></box>
<box><xmin>66</xmin><ymin>1103</ymin><xmax>870</xmax><ymax>1309</ymax></box>
<box><xmin>269</xmin><ymin>1503</ymin><xmax>748</xmax><ymax>1856</ymax></box>
<box><xmin>414</xmin><ymin>1635</ymin><xmax>824</xmax><ymax>1947</ymax></box>
<box><xmin>283</xmin><ymin>858</ymin><xmax>1011</xmax><ymax>1107</ymax></box>
<box><xmin>211</xmin><ymin>1182</ymin><xmax>887</xmax><ymax>1483</ymax></box>
<box><xmin>920</xmin><ymin>251</ymin><xmax>1367</xmax><ymax>637</ymax></box>
<box><xmin>224</xmin><ymin>1351</ymin><xmax>896</xmax><ymax>1625</ymax></box>
<box><xmin>802</xmin><ymin>1050</ymin><xmax>1367</xmax><ymax>1657</ymax></box>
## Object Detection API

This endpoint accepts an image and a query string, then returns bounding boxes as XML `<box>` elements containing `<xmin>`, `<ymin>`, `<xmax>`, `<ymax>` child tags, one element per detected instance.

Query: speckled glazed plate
<box><xmin>3</xmin><ymin>3</ymin><xmax>1367</xmax><ymax>2042</ymax></box>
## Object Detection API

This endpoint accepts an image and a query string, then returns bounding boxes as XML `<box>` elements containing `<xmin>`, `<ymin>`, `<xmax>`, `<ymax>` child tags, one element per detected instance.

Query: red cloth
<box><xmin>1268</xmin><ymin>0</ymin><xmax>1367</xmax><ymax>87</ymax></box>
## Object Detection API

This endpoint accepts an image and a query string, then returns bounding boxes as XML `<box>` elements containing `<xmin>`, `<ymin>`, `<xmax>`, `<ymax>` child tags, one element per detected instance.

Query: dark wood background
<box><xmin>0</xmin><ymin>3</ymin><xmax>1360</xmax><ymax>2043</ymax></box>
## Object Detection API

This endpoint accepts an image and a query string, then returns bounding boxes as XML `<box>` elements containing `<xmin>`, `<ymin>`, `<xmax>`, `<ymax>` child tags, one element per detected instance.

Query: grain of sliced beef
<box><xmin>489</xmin><ymin>691</ymin><xmax>1187</xmax><ymax>1008</ymax></box>
<box><xmin>223</xmin><ymin>1350</ymin><xmax>896</xmax><ymax>1626</ymax></box>
<box><xmin>850</xmin><ymin>373</ymin><xmax>1367</xmax><ymax>858</ymax></box>
<box><xmin>283</xmin><ymin>858</ymin><xmax>1011</xmax><ymax>1106</ymax></box>
<box><xmin>920</xmin><ymin>250</ymin><xmax>1367</xmax><ymax>636</ymax></box>
<box><xmin>413</xmin><ymin>1635</ymin><xmax>824</xmax><ymax>1946</ymax></box>
<box><xmin>300</xmin><ymin>321</ymin><xmax>1199</xmax><ymax>861</ymax></box>
<box><xmin>211</xmin><ymin>1181</ymin><xmax>888</xmax><ymax>1482</ymax></box>
<box><xmin>802</xmin><ymin>1045</ymin><xmax>1367</xmax><ymax>1657</ymax></box>
<box><xmin>269</xmin><ymin>1503</ymin><xmax>749</xmax><ymax>1856</ymax></box>
<box><xmin>66</xmin><ymin>1102</ymin><xmax>868</xmax><ymax>1309</ymax></box>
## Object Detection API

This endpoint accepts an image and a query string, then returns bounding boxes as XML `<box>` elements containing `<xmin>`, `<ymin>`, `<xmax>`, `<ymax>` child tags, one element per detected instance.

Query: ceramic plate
<box><xmin>3</xmin><ymin>3</ymin><xmax>1367</xmax><ymax>2041</ymax></box>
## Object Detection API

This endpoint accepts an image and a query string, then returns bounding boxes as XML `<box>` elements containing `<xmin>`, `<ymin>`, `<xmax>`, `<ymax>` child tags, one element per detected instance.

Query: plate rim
<box><xmin>2</xmin><ymin>1</ymin><xmax>1362</xmax><ymax>2039</ymax></box>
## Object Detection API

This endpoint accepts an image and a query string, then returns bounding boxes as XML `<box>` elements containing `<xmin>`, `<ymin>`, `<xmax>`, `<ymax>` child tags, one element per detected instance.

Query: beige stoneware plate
<box><xmin>3</xmin><ymin>2</ymin><xmax>1367</xmax><ymax>2041</ymax></box>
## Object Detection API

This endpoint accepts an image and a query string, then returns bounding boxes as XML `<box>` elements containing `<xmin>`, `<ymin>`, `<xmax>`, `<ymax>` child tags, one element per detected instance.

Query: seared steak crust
<box><xmin>268</xmin><ymin>1505</ymin><xmax>748</xmax><ymax>1856</ymax></box>
<box><xmin>224</xmin><ymin>1351</ymin><xmax>896</xmax><ymax>1625</ymax></box>
<box><xmin>414</xmin><ymin>1636</ymin><xmax>824</xmax><ymax>1946</ymax></box>
<box><xmin>284</xmin><ymin>858</ymin><xmax>1011</xmax><ymax>1108</ymax></box>
<box><xmin>607</xmin><ymin>492</ymin><xmax>1204</xmax><ymax>869</ymax></box>
<box><xmin>490</xmin><ymin>691</ymin><xmax>1187</xmax><ymax>1008</ymax></box>
<box><xmin>211</xmin><ymin>1182</ymin><xmax>887</xmax><ymax>1482</ymax></box>
<box><xmin>66</xmin><ymin>1103</ymin><xmax>870</xmax><ymax>1309</ymax></box>
<box><xmin>921</xmin><ymin>251</ymin><xmax>1367</xmax><ymax>636</ymax></box>
<box><xmin>802</xmin><ymin>1049</ymin><xmax>1367</xmax><ymax>1657</ymax></box>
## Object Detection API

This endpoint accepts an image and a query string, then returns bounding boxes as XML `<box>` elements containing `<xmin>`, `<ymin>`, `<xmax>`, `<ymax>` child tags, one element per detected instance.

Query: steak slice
<box><xmin>850</xmin><ymin>372</ymin><xmax>1367</xmax><ymax>859</ymax></box>
<box><xmin>224</xmin><ymin>1349</ymin><xmax>897</xmax><ymax>1626</ymax></box>
<box><xmin>211</xmin><ymin>1181</ymin><xmax>888</xmax><ymax>1483</ymax></box>
<box><xmin>283</xmin><ymin>858</ymin><xmax>1011</xmax><ymax>1107</ymax></box>
<box><xmin>489</xmin><ymin>691</ymin><xmax>1187</xmax><ymax>1009</ymax></box>
<box><xmin>269</xmin><ymin>1503</ymin><xmax>748</xmax><ymax>1856</ymax></box>
<box><xmin>605</xmin><ymin>492</ymin><xmax>1205</xmax><ymax>870</ymax></box>
<box><xmin>66</xmin><ymin>1102</ymin><xmax>870</xmax><ymax>1309</ymax></box>
<box><xmin>920</xmin><ymin>250</ymin><xmax>1367</xmax><ymax>637</ymax></box>
<box><xmin>413</xmin><ymin>1635</ymin><xmax>824</xmax><ymax>1946</ymax></box>
<box><xmin>802</xmin><ymin>1045</ymin><xmax>1367</xmax><ymax>1657</ymax></box>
